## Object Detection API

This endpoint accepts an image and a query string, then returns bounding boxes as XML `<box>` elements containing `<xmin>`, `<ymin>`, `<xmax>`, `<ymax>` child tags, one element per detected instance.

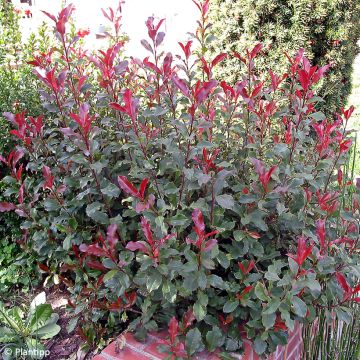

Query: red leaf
<box><xmin>178</xmin><ymin>41</ymin><xmax>192</xmax><ymax>59</ymax></box>
<box><xmin>220</xmin><ymin>81</ymin><xmax>236</xmax><ymax>98</ymax></box>
<box><xmin>168</xmin><ymin>316</ymin><xmax>179</xmax><ymax>344</ymax></box>
<box><xmin>182</xmin><ymin>308</ymin><xmax>195</xmax><ymax>330</ymax></box>
<box><xmin>41</xmin><ymin>10</ymin><xmax>56</xmax><ymax>22</ymax></box>
<box><xmin>298</xmin><ymin>69</ymin><xmax>310</xmax><ymax>91</ymax></box>
<box><xmin>0</xmin><ymin>202</ymin><xmax>16</xmax><ymax>212</ymax></box>
<box><xmin>143</xmin><ymin>57</ymin><xmax>162</xmax><ymax>75</ymax></box>
<box><xmin>251</xmin><ymin>158</ymin><xmax>277</xmax><ymax>192</ymax></box>
<box><xmin>336</xmin><ymin>272</ymin><xmax>352</xmax><ymax>300</ymax></box>
<box><xmin>38</xmin><ymin>263</ymin><xmax>50</xmax><ymax>272</ymax></box>
<box><xmin>204</xmin><ymin>238</ymin><xmax>217</xmax><ymax>252</ymax></box>
<box><xmin>233</xmin><ymin>52</ymin><xmax>246</xmax><ymax>63</ymax></box>
<box><xmin>87</xmin><ymin>260</ymin><xmax>107</xmax><ymax>271</ymax></box>
<box><xmin>109</xmin><ymin>102</ymin><xmax>126</xmax><ymax>112</ymax></box>
<box><xmin>192</xmin><ymin>208</ymin><xmax>205</xmax><ymax>233</ymax></box>
<box><xmin>139</xmin><ymin>178</ymin><xmax>149</xmax><ymax>200</ymax></box>
<box><xmin>42</xmin><ymin>166</ymin><xmax>54</xmax><ymax>190</ymax></box>
<box><xmin>108</xmin><ymin>297</ymin><xmax>123</xmax><ymax>311</ymax></box>
<box><xmin>250</xmin><ymin>43</ymin><xmax>262</xmax><ymax>59</ymax></box>
<box><xmin>194</xmin><ymin>80</ymin><xmax>217</xmax><ymax>104</ymax></box>
<box><xmin>238</xmin><ymin>260</ymin><xmax>255</xmax><ymax>274</ymax></box>
<box><xmin>118</xmin><ymin>176</ymin><xmax>139</xmax><ymax>198</ymax></box>
<box><xmin>337</xmin><ymin>169</ymin><xmax>343</xmax><ymax>186</ymax></box>
<box><xmin>125</xmin><ymin>291</ymin><xmax>137</xmax><ymax>306</ymax></box>
<box><xmin>106</xmin><ymin>224</ymin><xmax>118</xmax><ymax>251</ymax></box>
<box><xmin>341</xmin><ymin>106</ymin><xmax>355</xmax><ymax>121</ymax></box>
<box><xmin>171</xmin><ymin>74</ymin><xmax>190</xmax><ymax>98</ymax></box>
<box><xmin>236</xmin><ymin>285</ymin><xmax>253</xmax><ymax>300</ymax></box>
<box><xmin>141</xmin><ymin>217</ymin><xmax>153</xmax><ymax>246</ymax></box>
<box><xmin>126</xmin><ymin>241</ymin><xmax>149</xmax><ymax>253</ymax></box>
<box><xmin>79</xmin><ymin>244</ymin><xmax>106</xmax><ymax>257</ymax></box>
<box><xmin>211</xmin><ymin>53</ymin><xmax>227</xmax><ymax>68</ymax></box>
<box><xmin>316</xmin><ymin>219</ymin><xmax>327</xmax><ymax>253</ymax></box>
<box><xmin>18</xmin><ymin>183</ymin><xmax>24</xmax><ymax>204</ymax></box>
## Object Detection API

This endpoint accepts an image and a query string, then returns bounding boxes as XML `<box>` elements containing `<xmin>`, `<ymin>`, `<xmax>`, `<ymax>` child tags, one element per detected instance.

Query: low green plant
<box><xmin>0</xmin><ymin>292</ymin><xmax>61</xmax><ymax>360</ymax></box>
<box><xmin>0</xmin><ymin>238</ymin><xmax>37</xmax><ymax>295</ymax></box>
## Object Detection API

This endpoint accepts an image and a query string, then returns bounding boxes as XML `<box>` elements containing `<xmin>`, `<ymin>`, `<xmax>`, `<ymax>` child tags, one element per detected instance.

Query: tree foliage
<box><xmin>209</xmin><ymin>0</ymin><xmax>360</xmax><ymax>114</ymax></box>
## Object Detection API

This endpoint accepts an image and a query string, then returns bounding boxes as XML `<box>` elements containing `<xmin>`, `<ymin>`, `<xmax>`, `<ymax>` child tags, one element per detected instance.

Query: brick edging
<box><xmin>94</xmin><ymin>323</ymin><xmax>303</xmax><ymax>360</ymax></box>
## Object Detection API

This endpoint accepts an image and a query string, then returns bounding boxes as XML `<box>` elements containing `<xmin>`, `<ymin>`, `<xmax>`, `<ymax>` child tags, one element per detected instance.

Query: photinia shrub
<box><xmin>0</xmin><ymin>1</ymin><xmax>359</xmax><ymax>358</ymax></box>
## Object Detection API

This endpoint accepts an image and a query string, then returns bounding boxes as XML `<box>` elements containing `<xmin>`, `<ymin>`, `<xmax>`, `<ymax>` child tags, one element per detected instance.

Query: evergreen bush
<box><xmin>209</xmin><ymin>0</ymin><xmax>360</xmax><ymax>114</ymax></box>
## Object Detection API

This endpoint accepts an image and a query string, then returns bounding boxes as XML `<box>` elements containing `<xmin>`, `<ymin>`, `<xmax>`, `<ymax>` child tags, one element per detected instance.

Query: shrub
<box><xmin>0</xmin><ymin>1</ymin><xmax>53</xmax><ymax>293</ymax></box>
<box><xmin>0</xmin><ymin>1</ymin><xmax>359</xmax><ymax>358</ymax></box>
<box><xmin>209</xmin><ymin>0</ymin><xmax>360</xmax><ymax>114</ymax></box>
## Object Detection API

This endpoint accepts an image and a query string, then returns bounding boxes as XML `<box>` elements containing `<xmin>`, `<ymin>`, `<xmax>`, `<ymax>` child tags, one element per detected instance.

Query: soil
<box><xmin>43</xmin><ymin>287</ymin><xmax>94</xmax><ymax>360</ymax></box>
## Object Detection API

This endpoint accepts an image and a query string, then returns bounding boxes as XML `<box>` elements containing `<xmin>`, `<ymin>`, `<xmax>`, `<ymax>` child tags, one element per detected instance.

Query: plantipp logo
<box><xmin>3</xmin><ymin>348</ymin><xmax>50</xmax><ymax>358</ymax></box>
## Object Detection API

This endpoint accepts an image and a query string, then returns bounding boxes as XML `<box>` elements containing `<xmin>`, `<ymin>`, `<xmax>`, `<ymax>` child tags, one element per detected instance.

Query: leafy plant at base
<box><xmin>0</xmin><ymin>1</ymin><xmax>359</xmax><ymax>358</ymax></box>
<box><xmin>0</xmin><ymin>292</ymin><xmax>60</xmax><ymax>360</ymax></box>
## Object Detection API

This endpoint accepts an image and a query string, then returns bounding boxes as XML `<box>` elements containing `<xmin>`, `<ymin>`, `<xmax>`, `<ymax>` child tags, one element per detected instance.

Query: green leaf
<box><xmin>335</xmin><ymin>307</ymin><xmax>353</xmax><ymax>325</ymax></box>
<box><xmin>103</xmin><ymin>269</ymin><xmax>119</xmax><ymax>282</ymax></box>
<box><xmin>27</xmin><ymin>304</ymin><xmax>53</xmax><ymax>331</ymax></box>
<box><xmin>146</xmin><ymin>270</ymin><xmax>162</xmax><ymax>293</ymax></box>
<box><xmin>265</xmin><ymin>264</ymin><xmax>281</xmax><ymax>281</ymax></box>
<box><xmin>44</xmin><ymin>199</ymin><xmax>60</xmax><ymax>211</ymax></box>
<box><xmin>215</xmin><ymin>194</ymin><xmax>234</xmax><ymax>209</ymax></box>
<box><xmin>193</xmin><ymin>301</ymin><xmax>206</xmax><ymax>321</ymax></box>
<box><xmin>233</xmin><ymin>230</ymin><xmax>245</xmax><ymax>242</ymax></box>
<box><xmin>310</xmin><ymin>111</ymin><xmax>326</xmax><ymax>121</ymax></box>
<box><xmin>197</xmin><ymin>271</ymin><xmax>207</xmax><ymax>289</ymax></box>
<box><xmin>0</xmin><ymin>326</ymin><xmax>17</xmax><ymax>342</ymax></box>
<box><xmin>162</xmin><ymin>281</ymin><xmax>177</xmax><ymax>303</ymax></box>
<box><xmin>262</xmin><ymin>312</ymin><xmax>276</xmax><ymax>330</ymax></box>
<box><xmin>263</xmin><ymin>298</ymin><xmax>280</xmax><ymax>315</ymax></box>
<box><xmin>66</xmin><ymin>316</ymin><xmax>79</xmax><ymax>333</ymax></box>
<box><xmin>33</xmin><ymin>314</ymin><xmax>61</xmax><ymax>339</ymax></box>
<box><xmin>208</xmin><ymin>275</ymin><xmax>227</xmax><ymax>290</ymax></box>
<box><xmin>288</xmin><ymin>257</ymin><xmax>299</xmax><ymax>274</ymax></box>
<box><xmin>241</xmin><ymin>209</ymin><xmax>268</xmax><ymax>231</ymax></box>
<box><xmin>291</xmin><ymin>296</ymin><xmax>307</xmax><ymax>317</ymax></box>
<box><xmin>223</xmin><ymin>300</ymin><xmax>238</xmax><ymax>313</ymax></box>
<box><xmin>197</xmin><ymin>173</ymin><xmax>211</xmax><ymax>186</ymax></box>
<box><xmin>281</xmin><ymin>310</ymin><xmax>294</xmax><ymax>332</ymax></box>
<box><xmin>206</xmin><ymin>326</ymin><xmax>224</xmax><ymax>352</ymax></box>
<box><xmin>185</xmin><ymin>328</ymin><xmax>203</xmax><ymax>355</ymax></box>
<box><xmin>169</xmin><ymin>213</ymin><xmax>190</xmax><ymax>226</ymax></box>
<box><xmin>26</xmin><ymin>337</ymin><xmax>46</xmax><ymax>359</ymax></box>
<box><xmin>101</xmin><ymin>183</ymin><xmax>120</xmax><ymax>198</ymax></box>
<box><xmin>254</xmin><ymin>282</ymin><xmax>269</xmax><ymax>302</ymax></box>
<box><xmin>86</xmin><ymin>202</ymin><xmax>109</xmax><ymax>224</ymax></box>
<box><xmin>69</xmin><ymin>217</ymin><xmax>78</xmax><ymax>230</ymax></box>
<box><xmin>217</xmin><ymin>252</ymin><xmax>230</xmax><ymax>269</ymax></box>
<box><xmin>254</xmin><ymin>337</ymin><xmax>267</xmax><ymax>355</ymax></box>
<box><xmin>183</xmin><ymin>274</ymin><xmax>199</xmax><ymax>292</ymax></box>
<box><xmin>273</xmin><ymin>144</ymin><xmax>290</xmax><ymax>158</ymax></box>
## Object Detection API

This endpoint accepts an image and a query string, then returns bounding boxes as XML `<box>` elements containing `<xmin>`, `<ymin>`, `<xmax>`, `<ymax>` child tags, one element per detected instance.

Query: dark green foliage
<box><xmin>209</xmin><ymin>0</ymin><xmax>360</xmax><ymax>114</ymax></box>
<box><xmin>0</xmin><ymin>0</ymin><xmax>46</xmax><ymax>294</ymax></box>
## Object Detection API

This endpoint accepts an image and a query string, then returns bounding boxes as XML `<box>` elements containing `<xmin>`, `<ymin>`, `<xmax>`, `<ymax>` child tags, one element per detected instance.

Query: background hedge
<box><xmin>209</xmin><ymin>0</ymin><xmax>360</xmax><ymax>114</ymax></box>
<box><xmin>0</xmin><ymin>0</ymin><xmax>48</xmax><ymax>295</ymax></box>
